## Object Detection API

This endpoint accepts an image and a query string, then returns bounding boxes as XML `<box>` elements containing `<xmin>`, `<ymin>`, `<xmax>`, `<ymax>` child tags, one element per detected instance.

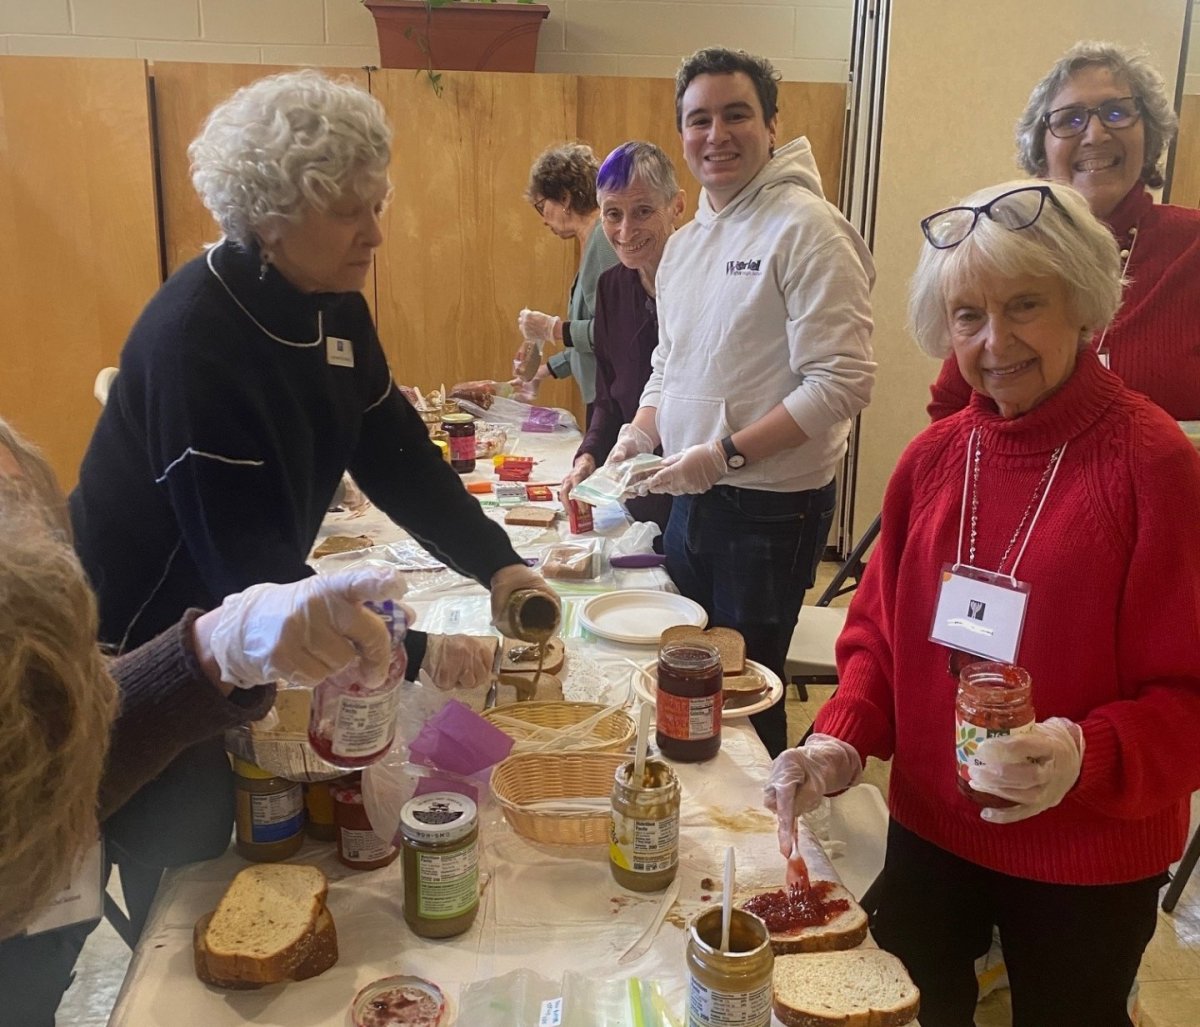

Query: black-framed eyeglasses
<box><xmin>920</xmin><ymin>185</ymin><xmax>1073</xmax><ymax>250</ymax></box>
<box><xmin>533</xmin><ymin>197</ymin><xmax>549</xmax><ymax>216</ymax></box>
<box><xmin>1042</xmin><ymin>96</ymin><xmax>1142</xmax><ymax>139</ymax></box>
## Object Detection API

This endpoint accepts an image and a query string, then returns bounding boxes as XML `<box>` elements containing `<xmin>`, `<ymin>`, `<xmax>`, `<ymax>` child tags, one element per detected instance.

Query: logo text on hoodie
<box><xmin>725</xmin><ymin>258</ymin><xmax>762</xmax><ymax>277</ymax></box>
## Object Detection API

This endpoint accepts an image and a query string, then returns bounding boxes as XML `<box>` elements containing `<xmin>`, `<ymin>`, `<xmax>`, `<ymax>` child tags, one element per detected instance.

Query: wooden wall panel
<box><xmin>0</xmin><ymin>56</ymin><xmax>160</xmax><ymax>488</ymax></box>
<box><xmin>1172</xmin><ymin>93</ymin><xmax>1200</xmax><ymax>209</ymax></box>
<box><xmin>371</xmin><ymin>69</ymin><xmax>583</xmax><ymax>420</ymax></box>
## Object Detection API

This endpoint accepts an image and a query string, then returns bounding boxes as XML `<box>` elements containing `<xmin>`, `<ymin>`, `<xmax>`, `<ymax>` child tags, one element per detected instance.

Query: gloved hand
<box><xmin>207</xmin><ymin>563</ymin><xmax>408</xmax><ymax>690</ymax></box>
<box><xmin>763</xmin><ymin>734</ymin><xmax>863</xmax><ymax>856</ymax></box>
<box><xmin>969</xmin><ymin>717</ymin><xmax>1084</xmax><ymax>824</ymax></box>
<box><xmin>489</xmin><ymin>563</ymin><xmax>561</xmax><ymax>640</ymax></box>
<box><xmin>605</xmin><ymin>423</ymin><xmax>656</xmax><ymax>467</ymax></box>
<box><xmin>643</xmin><ymin>440</ymin><xmax>727</xmax><ymax>496</ymax></box>
<box><xmin>422</xmin><ymin>634</ymin><xmax>496</xmax><ymax>691</ymax></box>
<box><xmin>518</xmin><ymin>308</ymin><xmax>560</xmax><ymax>343</ymax></box>
<box><xmin>560</xmin><ymin>453</ymin><xmax>597</xmax><ymax>505</ymax></box>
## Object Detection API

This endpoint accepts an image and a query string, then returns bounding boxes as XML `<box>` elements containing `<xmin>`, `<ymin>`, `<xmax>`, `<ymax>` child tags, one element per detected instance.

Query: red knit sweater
<box><xmin>819</xmin><ymin>350</ymin><xmax>1200</xmax><ymax>884</ymax></box>
<box><xmin>928</xmin><ymin>184</ymin><xmax>1200</xmax><ymax>421</ymax></box>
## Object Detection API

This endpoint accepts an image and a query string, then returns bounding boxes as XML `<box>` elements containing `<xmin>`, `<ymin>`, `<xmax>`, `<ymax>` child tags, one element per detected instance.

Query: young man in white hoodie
<box><xmin>607</xmin><ymin>48</ymin><xmax>876</xmax><ymax>756</ymax></box>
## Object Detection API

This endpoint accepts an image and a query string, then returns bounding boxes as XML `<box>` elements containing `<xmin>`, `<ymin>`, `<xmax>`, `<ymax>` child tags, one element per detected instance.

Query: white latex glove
<box><xmin>604</xmin><ymin>423</ymin><xmax>656</xmax><ymax>467</ymax></box>
<box><xmin>518</xmin><ymin>308</ymin><xmax>560</xmax><ymax>343</ymax></box>
<box><xmin>422</xmin><ymin>634</ymin><xmax>496</xmax><ymax>691</ymax></box>
<box><xmin>968</xmin><ymin>717</ymin><xmax>1084</xmax><ymax>824</ymax></box>
<box><xmin>560</xmin><ymin>453</ymin><xmax>597</xmax><ymax>505</ymax></box>
<box><xmin>763</xmin><ymin>734</ymin><xmax>863</xmax><ymax>856</ymax></box>
<box><xmin>643</xmin><ymin>440</ymin><xmax>727</xmax><ymax>496</ymax></box>
<box><xmin>489</xmin><ymin>563</ymin><xmax>561</xmax><ymax>639</ymax></box>
<box><xmin>207</xmin><ymin>563</ymin><xmax>408</xmax><ymax>690</ymax></box>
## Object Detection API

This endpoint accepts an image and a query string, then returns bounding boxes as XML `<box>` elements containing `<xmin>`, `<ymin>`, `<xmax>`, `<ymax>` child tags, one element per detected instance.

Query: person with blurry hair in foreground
<box><xmin>0</xmin><ymin>419</ymin><xmax>410</xmax><ymax>1018</ymax></box>
<box><xmin>765</xmin><ymin>181</ymin><xmax>1200</xmax><ymax>1027</ymax></box>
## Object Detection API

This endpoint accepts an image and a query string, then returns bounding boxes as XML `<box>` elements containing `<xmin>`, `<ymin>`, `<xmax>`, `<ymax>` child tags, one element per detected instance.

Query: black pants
<box><xmin>872</xmin><ymin>821</ymin><xmax>1163</xmax><ymax>1027</ymax></box>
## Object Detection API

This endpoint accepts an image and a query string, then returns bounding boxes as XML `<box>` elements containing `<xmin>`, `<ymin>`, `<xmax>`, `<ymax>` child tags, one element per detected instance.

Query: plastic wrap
<box><xmin>571</xmin><ymin>454</ymin><xmax>662</xmax><ymax>506</ymax></box>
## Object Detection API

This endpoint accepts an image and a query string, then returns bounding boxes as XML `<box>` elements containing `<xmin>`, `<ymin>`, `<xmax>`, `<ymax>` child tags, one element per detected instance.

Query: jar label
<box><xmin>248</xmin><ymin>785</ymin><xmax>303</xmax><ymax>843</ymax></box>
<box><xmin>340</xmin><ymin>827</ymin><xmax>395</xmax><ymax>864</ymax></box>
<box><xmin>687</xmin><ymin>977</ymin><xmax>772</xmax><ymax>1027</ymax></box>
<box><xmin>416</xmin><ymin>844</ymin><xmax>479</xmax><ymax>918</ymax></box>
<box><xmin>449</xmin><ymin>434</ymin><xmax>476</xmax><ymax>462</ymax></box>
<box><xmin>332</xmin><ymin>688</ymin><xmax>400</xmax><ymax>757</ymax></box>
<box><xmin>609</xmin><ymin>809</ymin><xmax>679</xmax><ymax>874</ymax></box>
<box><xmin>657</xmin><ymin>689</ymin><xmax>719</xmax><ymax>741</ymax></box>
<box><xmin>955</xmin><ymin>716</ymin><xmax>1035</xmax><ymax>786</ymax></box>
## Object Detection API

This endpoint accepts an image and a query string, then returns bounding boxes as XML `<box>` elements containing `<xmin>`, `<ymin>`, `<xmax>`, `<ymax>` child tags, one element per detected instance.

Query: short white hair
<box><xmin>908</xmin><ymin>180</ymin><xmax>1123</xmax><ymax>359</ymax></box>
<box><xmin>189</xmin><ymin>69</ymin><xmax>392</xmax><ymax>247</ymax></box>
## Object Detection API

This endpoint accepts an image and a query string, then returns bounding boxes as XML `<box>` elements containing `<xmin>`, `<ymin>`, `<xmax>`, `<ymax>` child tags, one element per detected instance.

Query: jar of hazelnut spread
<box><xmin>955</xmin><ymin>660</ymin><xmax>1035</xmax><ymax>807</ymax></box>
<box><xmin>656</xmin><ymin>641</ymin><xmax>723</xmax><ymax>762</ymax></box>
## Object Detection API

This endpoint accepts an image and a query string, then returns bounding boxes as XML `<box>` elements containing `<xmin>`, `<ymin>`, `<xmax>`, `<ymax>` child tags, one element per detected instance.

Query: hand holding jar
<box><xmin>968</xmin><ymin>718</ymin><xmax>1084</xmax><ymax>824</ymax></box>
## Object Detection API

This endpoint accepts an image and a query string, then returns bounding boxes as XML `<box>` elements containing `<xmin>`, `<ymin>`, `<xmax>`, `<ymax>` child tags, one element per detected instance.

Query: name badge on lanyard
<box><xmin>327</xmin><ymin>336</ymin><xmax>355</xmax><ymax>368</ymax></box>
<box><xmin>22</xmin><ymin>839</ymin><xmax>105</xmax><ymax>936</ymax></box>
<box><xmin>929</xmin><ymin>564</ymin><xmax>1030</xmax><ymax>664</ymax></box>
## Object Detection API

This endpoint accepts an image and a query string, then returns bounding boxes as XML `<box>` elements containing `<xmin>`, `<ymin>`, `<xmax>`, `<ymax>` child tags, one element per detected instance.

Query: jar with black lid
<box><xmin>441</xmin><ymin>413</ymin><xmax>477</xmax><ymax>473</ymax></box>
<box><xmin>655</xmin><ymin>640</ymin><xmax>723</xmax><ymax>762</ymax></box>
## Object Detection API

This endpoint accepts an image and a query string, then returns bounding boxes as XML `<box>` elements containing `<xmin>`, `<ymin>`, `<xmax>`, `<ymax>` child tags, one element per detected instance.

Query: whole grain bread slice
<box><xmin>194</xmin><ymin>906</ymin><xmax>338</xmax><ymax>988</ymax></box>
<box><xmin>659</xmin><ymin>625</ymin><xmax>746</xmax><ymax>675</ymax></box>
<box><xmin>202</xmin><ymin>864</ymin><xmax>328</xmax><ymax>985</ymax></box>
<box><xmin>736</xmin><ymin>883</ymin><xmax>868</xmax><ymax>954</ymax></box>
<box><xmin>772</xmin><ymin>950</ymin><xmax>920</xmax><ymax>1027</ymax></box>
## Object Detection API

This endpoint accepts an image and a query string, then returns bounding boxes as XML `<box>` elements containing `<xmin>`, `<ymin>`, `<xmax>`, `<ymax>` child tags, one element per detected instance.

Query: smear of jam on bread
<box><xmin>741</xmin><ymin>881</ymin><xmax>850</xmax><ymax>933</ymax></box>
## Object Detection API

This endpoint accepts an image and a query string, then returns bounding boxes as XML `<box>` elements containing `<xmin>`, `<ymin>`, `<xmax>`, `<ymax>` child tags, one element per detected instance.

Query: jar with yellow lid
<box><xmin>233</xmin><ymin>757</ymin><xmax>304</xmax><ymax>862</ymax></box>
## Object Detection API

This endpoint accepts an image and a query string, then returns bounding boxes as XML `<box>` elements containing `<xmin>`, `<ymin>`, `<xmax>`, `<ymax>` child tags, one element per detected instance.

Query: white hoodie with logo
<box><xmin>641</xmin><ymin>136</ymin><xmax>876</xmax><ymax>493</ymax></box>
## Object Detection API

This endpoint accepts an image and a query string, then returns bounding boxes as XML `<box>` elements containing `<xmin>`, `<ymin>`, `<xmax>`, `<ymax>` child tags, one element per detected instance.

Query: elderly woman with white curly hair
<box><xmin>764</xmin><ymin>181</ymin><xmax>1200</xmax><ymax>1026</ymax></box>
<box><xmin>66</xmin><ymin>68</ymin><xmax>556</xmax><ymax>950</ymax></box>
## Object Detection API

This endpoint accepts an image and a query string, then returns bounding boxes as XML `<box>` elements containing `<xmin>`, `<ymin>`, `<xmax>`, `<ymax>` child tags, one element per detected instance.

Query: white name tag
<box><xmin>326</xmin><ymin>336</ymin><xmax>355</xmax><ymax>368</ymax></box>
<box><xmin>23</xmin><ymin>840</ymin><xmax>104</xmax><ymax>936</ymax></box>
<box><xmin>1097</xmin><ymin>349</ymin><xmax>1111</xmax><ymax>370</ymax></box>
<box><xmin>929</xmin><ymin>564</ymin><xmax>1030</xmax><ymax>664</ymax></box>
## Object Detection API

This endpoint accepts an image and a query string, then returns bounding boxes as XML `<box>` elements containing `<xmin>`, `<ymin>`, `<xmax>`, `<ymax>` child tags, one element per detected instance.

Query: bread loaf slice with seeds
<box><xmin>772</xmin><ymin>949</ymin><xmax>920</xmax><ymax>1027</ymax></box>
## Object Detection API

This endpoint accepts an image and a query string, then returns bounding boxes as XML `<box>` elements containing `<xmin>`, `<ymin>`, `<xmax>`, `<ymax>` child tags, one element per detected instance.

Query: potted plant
<box><xmin>364</xmin><ymin>0</ymin><xmax>550</xmax><ymax>88</ymax></box>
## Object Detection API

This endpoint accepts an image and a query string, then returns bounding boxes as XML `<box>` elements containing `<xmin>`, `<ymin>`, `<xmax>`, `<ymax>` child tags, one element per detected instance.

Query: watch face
<box><xmin>728</xmin><ymin>453</ymin><xmax>746</xmax><ymax>469</ymax></box>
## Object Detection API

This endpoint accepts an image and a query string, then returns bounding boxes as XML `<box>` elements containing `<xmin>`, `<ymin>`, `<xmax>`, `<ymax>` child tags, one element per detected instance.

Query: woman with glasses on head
<box><xmin>765</xmin><ymin>179</ymin><xmax>1200</xmax><ymax>1027</ymax></box>
<box><xmin>515</xmin><ymin>143</ymin><xmax>619</xmax><ymax>425</ymax></box>
<box><xmin>929</xmin><ymin>40</ymin><xmax>1200</xmax><ymax>423</ymax></box>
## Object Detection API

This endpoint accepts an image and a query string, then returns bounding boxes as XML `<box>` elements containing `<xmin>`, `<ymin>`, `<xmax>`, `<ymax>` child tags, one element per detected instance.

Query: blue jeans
<box><xmin>664</xmin><ymin>480</ymin><xmax>837</xmax><ymax>757</ymax></box>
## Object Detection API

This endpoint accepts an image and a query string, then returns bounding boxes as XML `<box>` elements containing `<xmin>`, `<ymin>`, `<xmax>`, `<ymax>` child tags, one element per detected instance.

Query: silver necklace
<box><xmin>205</xmin><ymin>242</ymin><xmax>323</xmax><ymax>348</ymax></box>
<box><xmin>1095</xmin><ymin>224</ymin><xmax>1139</xmax><ymax>354</ymax></box>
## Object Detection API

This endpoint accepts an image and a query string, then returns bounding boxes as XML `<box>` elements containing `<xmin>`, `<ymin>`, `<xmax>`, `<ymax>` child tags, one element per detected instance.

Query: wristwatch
<box><xmin>719</xmin><ymin>435</ymin><xmax>747</xmax><ymax>470</ymax></box>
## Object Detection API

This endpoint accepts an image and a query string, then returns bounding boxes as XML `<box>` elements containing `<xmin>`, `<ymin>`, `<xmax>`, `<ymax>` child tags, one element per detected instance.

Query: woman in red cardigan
<box><xmin>928</xmin><ymin>41</ymin><xmax>1200</xmax><ymax>423</ymax></box>
<box><xmin>766</xmin><ymin>180</ymin><xmax>1200</xmax><ymax>1027</ymax></box>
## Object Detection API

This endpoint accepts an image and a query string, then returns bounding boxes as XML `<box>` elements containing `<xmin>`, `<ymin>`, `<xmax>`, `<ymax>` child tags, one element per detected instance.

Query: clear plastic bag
<box><xmin>571</xmin><ymin>454</ymin><xmax>663</xmax><ymax>506</ymax></box>
<box><xmin>456</xmin><ymin>970</ymin><xmax>675</xmax><ymax>1027</ymax></box>
<box><xmin>540</xmin><ymin>538</ymin><xmax>606</xmax><ymax>581</ymax></box>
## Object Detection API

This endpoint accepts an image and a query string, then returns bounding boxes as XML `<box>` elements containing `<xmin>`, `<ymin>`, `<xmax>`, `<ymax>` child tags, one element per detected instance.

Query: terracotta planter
<box><xmin>365</xmin><ymin>1</ymin><xmax>550</xmax><ymax>74</ymax></box>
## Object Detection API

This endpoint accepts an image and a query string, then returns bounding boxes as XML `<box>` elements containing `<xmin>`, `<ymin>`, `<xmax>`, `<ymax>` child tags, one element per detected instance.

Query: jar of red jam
<box><xmin>655</xmin><ymin>641</ymin><xmax>722</xmax><ymax>763</ymax></box>
<box><xmin>441</xmin><ymin>413</ymin><xmax>476</xmax><ymax>474</ymax></box>
<box><xmin>955</xmin><ymin>660</ymin><xmax>1035</xmax><ymax>807</ymax></box>
<box><xmin>332</xmin><ymin>775</ymin><xmax>399</xmax><ymax>871</ymax></box>
<box><xmin>308</xmin><ymin>600</ymin><xmax>406</xmax><ymax>769</ymax></box>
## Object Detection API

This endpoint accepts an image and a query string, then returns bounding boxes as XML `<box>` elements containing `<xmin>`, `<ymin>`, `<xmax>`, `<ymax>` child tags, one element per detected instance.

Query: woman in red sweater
<box><xmin>766</xmin><ymin>180</ymin><xmax>1200</xmax><ymax>1027</ymax></box>
<box><xmin>928</xmin><ymin>41</ymin><xmax>1200</xmax><ymax>423</ymax></box>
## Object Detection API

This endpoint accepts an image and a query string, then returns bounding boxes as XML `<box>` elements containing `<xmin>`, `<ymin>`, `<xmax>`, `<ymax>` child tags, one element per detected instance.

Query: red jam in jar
<box><xmin>655</xmin><ymin>641</ymin><xmax>722</xmax><ymax>762</ymax></box>
<box><xmin>441</xmin><ymin>413</ymin><xmax>476</xmax><ymax>474</ymax></box>
<box><xmin>332</xmin><ymin>775</ymin><xmax>398</xmax><ymax>871</ymax></box>
<box><xmin>955</xmin><ymin>660</ymin><xmax>1035</xmax><ymax>807</ymax></box>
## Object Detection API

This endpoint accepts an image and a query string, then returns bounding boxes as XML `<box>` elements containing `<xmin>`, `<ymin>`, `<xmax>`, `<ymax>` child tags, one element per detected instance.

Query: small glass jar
<box><xmin>686</xmin><ymin>906</ymin><xmax>774</xmax><ymax>1027</ymax></box>
<box><xmin>400</xmin><ymin>792</ymin><xmax>479</xmax><ymax>939</ymax></box>
<box><xmin>332</xmin><ymin>776</ymin><xmax>399</xmax><ymax>871</ymax></box>
<box><xmin>503</xmin><ymin>587</ymin><xmax>561</xmax><ymax>644</ymax></box>
<box><xmin>308</xmin><ymin>601</ymin><xmax>406</xmax><ymax>769</ymax></box>
<box><xmin>233</xmin><ymin>758</ymin><xmax>304</xmax><ymax>862</ymax></box>
<box><xmin>955</xmin><ymin>660</ymin><xmax>1035</xmax><ymax>808</ymax></box>
<box><xmin>303</xmin><ymin>780</ymin><xmax>337</xmax><ymax>841</ymax></box>
<box><xmin>656</xmin><ymin>641</ymin><xmax>723</xmax><ymax>762</ymax></box>
<box><xmin>441</xmin><ymin>413</ymin><xmax>477</xmax><ymax>473</ymax></box>
<box><xmin>609</xmin><ymin>757</ymin><xmax>680</xmax><ymax>892</ymax></box>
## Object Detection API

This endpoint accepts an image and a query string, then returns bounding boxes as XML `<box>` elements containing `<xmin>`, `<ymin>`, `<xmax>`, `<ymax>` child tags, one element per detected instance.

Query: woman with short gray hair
<box><xmin>769</xmin><ymin>179</ymin><xmax>1200</xmax><ymax>1026</ymax></box>
<box><xmin>929</xmin><ymin>40</ymin><xmax>1200</xmax><ymax>423</ymax></box>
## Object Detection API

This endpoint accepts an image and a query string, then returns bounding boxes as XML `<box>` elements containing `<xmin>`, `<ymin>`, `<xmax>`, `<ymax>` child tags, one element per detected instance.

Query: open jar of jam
<box><xmin>955</xmin><ymin>660</ymin><xmax>1035</xmax><ymax>807</ymax></box>
<box><xmin>655</xmin><ymin>640</ymin><xmax>722</xmax><ymax>762</ymax></box>
<box><xmin>441</xmin><ymin>413</ymin><xmax>476</xmax><ymax>474</ymax></box>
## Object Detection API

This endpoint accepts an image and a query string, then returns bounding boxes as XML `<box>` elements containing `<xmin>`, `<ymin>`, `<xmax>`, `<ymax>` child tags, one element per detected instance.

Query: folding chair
<box><xmin>1163</xmin><ymin>818</ymin><xmax>1200</xmax><ymax>913</ymax></box>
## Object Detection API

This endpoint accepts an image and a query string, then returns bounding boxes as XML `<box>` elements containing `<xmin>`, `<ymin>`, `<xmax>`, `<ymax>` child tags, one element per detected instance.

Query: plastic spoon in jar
<box><xmin>786</xmin><ymin>836</ymin><xmax>811</xmax><ymax>897</ymax></box>
<box><xmin>720</xmin><ymin>845</ymin><xmax>735</xmax><ymax>952</ymax></box>
<box><xmin>632</xmin><ymin>701</ymin><xmax>653</xmax><ymax>785</ymax></box>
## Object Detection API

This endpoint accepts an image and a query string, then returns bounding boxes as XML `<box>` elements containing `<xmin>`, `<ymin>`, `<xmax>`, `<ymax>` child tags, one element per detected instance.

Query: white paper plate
<box><xmin>632</xmin><ymin>659</ymin><xmax>784</xmax><ymax>720</ymax></box>
<box><xmin>578</xmin><ymin>590</ymin><xmax>707</xmax><ymax>645</ymax></box>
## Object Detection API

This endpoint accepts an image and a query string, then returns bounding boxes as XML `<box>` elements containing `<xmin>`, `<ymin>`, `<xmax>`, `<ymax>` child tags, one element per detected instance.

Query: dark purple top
<box><xmin>579</xmin><ymin>263</ymin><xmax>671</xmax><ymax>530</ymax></box>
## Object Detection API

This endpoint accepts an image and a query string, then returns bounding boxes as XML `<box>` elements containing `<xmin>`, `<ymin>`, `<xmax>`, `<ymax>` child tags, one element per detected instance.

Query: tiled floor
<box><xmin>56</xmin><ymin>562</ymin><xmax>1200</xmax><ymax>1026</ymax></box>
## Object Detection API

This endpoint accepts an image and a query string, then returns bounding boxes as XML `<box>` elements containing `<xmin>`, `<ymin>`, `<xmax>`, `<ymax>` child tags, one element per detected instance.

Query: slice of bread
<box><xmin>504</xmin><ymin>505</ymin><xmax>558</xmax><ymax>527</ymax></box>
<box><xmin>660</xmin><ymin>625</ymin><xmax>746</xmax><ymax>675</ymax></box>
<box><xmin>193</xmin><ymin>906</ymin><xmax>338</xmax><ymax>989</ymax></box>
<box><xmin>202</xmin><ymin>865</ymin><xmax>330</xmax><ymax>985</ymax></box>
<box><xmin>772</xmin><ymin>950</ymin><xmax>920</xmax><ymax>1027</ymax></box>
<box><xmin>736</xmin><ymin>883</ymin><xmax>868</xmax><ymax>954</ymax></box>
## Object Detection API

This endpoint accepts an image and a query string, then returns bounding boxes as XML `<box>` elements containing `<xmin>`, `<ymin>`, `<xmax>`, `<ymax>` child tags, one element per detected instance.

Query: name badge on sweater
<box><xmin>23</xmin><ymin>840</ymin><xmax>104</xmax><ymax>936</ymax></box>
<box><xmin>327</xmin><ymin>337</ymin><xmax>355</xmax><ymax>368</ymax></box>
<box><xmin>929</xmin><ymin>564</ymin><xmax>1030</xmax><ymax>664</ymax></box>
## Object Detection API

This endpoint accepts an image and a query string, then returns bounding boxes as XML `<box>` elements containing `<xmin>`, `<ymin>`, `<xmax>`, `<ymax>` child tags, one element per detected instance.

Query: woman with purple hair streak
<box><xmin>558</xmin><ymin>141</ymin><xmax>685</xmax><ymax>530</ymax></box>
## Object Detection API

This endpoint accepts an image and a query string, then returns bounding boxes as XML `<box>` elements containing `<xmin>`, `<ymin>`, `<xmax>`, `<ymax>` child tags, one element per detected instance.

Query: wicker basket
<box><xmin>490</xmin><ymin>751</ymin><xmax>628</xmax><ymax>845</ymax></box>
<box><xmin>482</xmin><ymin>701</ymin><xmax>636</xmax><ymax>754</ymax></box>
